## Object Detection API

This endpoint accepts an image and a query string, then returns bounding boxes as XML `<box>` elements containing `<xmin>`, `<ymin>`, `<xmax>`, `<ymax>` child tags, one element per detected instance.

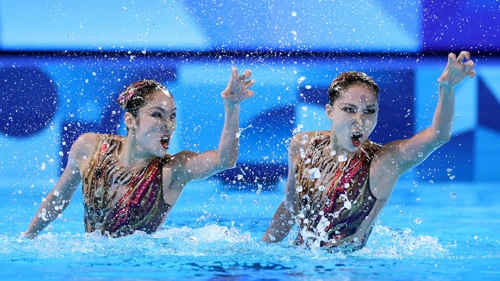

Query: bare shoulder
<box><xmin>73</xmin><ymin>133</ymin><xmax>105</xmax><ymax>152</ymax></box>
<box><xmin>163</xmin><ymin>150</ymin><xmax>199</xmax><ymax>174</ymax></box>
<box><xmin>169</xmin><ymin>150</ymin><xmax>198</xmax><ymax>166</ymax></box>
<box><xmin>291</xmin><ymin>130</ymin><xmax>328</xmax><ymax>148</ymax></box>
<box><xmin>289</xmin><ymin>130</ymin><xmax>327</xmax><ymax>159</ymax></box>
<box><xmin>371</xmin><ymin>139</ymin><xmax>405</xmax><ymax>172</ymax></box>
<box><xmin>374</xmin><ymin>139</ymin><xmax>403</xmax><ymax>158</ymax></box>
<box><xmin>161</xmin><ymin>150</ymin><xmax>199</xmax><ymax>189</ymax></box>
<box><xmin>370</xmin><ymin>139</ymin><xmax>405</xmax><ymax>200</ymax></box>
<box><xmin>69</xmin><ymin>133</ymin><xmax>104</xmax><ymax>166</ymax></box>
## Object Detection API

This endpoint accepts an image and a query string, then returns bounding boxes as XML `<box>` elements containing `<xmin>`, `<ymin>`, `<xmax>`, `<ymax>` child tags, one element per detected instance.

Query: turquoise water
<box><xmin>1</xmin><ymin>179</ymin><xmax>499</xmax><ymax>280</ymax></box>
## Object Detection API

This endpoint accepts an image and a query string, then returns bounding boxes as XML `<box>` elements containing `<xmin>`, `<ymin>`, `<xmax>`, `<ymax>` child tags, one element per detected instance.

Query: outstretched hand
<box><xmin>221</xmin><ymin>67</ymin><xmax>255</xmax><ymax>105</ymax></box>
<box><xmin>438</xmin><ymin>51</ymin><xmax>476</xmax><ymax>88</ymax></box>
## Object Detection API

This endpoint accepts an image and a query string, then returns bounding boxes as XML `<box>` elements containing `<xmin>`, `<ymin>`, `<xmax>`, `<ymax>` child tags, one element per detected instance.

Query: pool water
<box><xmin>1</xmin><ymin>179</ymin><xmax>499</xmax><ymax>280</ymax></box>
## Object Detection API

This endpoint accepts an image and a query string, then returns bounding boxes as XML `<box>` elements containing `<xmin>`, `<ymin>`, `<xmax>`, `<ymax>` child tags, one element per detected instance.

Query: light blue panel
<box><xmin>273</xmin><ymin>0</ymin><xmax>422</xmax><ymax>51</ymax></box>
<box><xmin>0</xmin><ymin>0</ymin><xmax>208</xmax><ymax>51</ymax></box>
<box><xmin>475</xmin><ymin>128</ymin><xmax>500</xmax><ymax>181</ymax></box>
<box><xmin>0</xmin><ymin>0</ymin><xmax>421</xmax><ymax>52</ymax></box>
<box><xmin>480</xmin><ymin>68</ymin><xmax>500</xmax><ymax>101</ymax></box>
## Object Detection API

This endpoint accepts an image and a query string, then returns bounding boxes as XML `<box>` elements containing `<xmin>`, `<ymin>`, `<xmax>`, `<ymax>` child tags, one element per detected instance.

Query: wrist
<box><xmin>224</xmin><ymin>99</ymin><xmax>240</xmax><ymax>109</ymax></box>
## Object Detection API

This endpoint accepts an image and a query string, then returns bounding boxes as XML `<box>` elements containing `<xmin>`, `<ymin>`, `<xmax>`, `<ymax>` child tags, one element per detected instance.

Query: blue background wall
<box><xmin>1</xmin><ymin>0</ymin><xmax>499</xmax><ymax>189</ymax></box>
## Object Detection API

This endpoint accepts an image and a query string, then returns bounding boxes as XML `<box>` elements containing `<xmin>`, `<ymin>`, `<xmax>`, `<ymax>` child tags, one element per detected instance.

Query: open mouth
<box><xmin>160</xmin><ymin>134</ymin><xmax>170</xmax><ymax>150</ymax></box>
<box><xmin>351</xmin><ymin>132</ymin><xmax>363</xmax><ymax>147</ymax></box>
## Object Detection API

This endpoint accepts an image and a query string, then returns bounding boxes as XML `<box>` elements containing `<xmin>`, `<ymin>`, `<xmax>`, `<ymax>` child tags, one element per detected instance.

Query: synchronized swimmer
<box><xmin>24</xmin><ymin>68</ymin><xmax>255</xmax><ymax>238</ymax></box>
<box><xmin>261</xmin><ymin>51</ymin><xmax>475</xmax><ymax>251</ymax></box>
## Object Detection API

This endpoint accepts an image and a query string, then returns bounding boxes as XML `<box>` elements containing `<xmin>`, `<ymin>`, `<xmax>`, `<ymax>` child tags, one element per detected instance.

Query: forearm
<box><xmin>25</xmin><ymin>192</ymin><xmax>72</xmax><ymax>238</ymax></box>
<box><xmin>431</xmin><ymin>85</ymin><xmax>455</xmax><ymax>143</ymax></box>
<box><xmin>217</xmin><ymin>101</ymin><xmax>240</xmax><ymax>168</ymax></box>
<box><xmin>261</xmin><ymin>202</ymin><xmax>295</xmax><ymax>243</ymax></box>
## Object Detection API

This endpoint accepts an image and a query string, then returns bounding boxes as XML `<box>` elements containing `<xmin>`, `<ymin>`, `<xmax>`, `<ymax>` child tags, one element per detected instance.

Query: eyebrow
<box><xmin>339</xmin><ymin>103</ymin><xmax>378</xmax><ymax>109</ymax></box>
<box><xmin>149</xmin><ymin>106</ymin><xmax>176</xmax><ymax>113</ymax></box>
<box><xmin>340</xmin><ymin>103</ymin><xmax>357</xmax><ymax>107</ymax></box>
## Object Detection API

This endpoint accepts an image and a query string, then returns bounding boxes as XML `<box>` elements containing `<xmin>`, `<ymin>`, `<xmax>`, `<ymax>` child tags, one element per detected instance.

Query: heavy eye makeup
<box><xmin>149</xmin><ymin>106</ymin><xmax>176</xmax><ymax>119</ymax></box>
<box><xmin>338</xmin><ymin>104</ymin><xmax>378</xmax><ymax>114</ymax></box>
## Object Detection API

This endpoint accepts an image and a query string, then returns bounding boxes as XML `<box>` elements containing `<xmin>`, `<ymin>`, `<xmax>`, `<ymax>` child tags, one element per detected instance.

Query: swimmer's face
<box><xmin>127</xmin><ymin>89</ymin><xmax>176</xmax><ymax>157</ymax></box>
<box><xmin>326</xmin><ymin>83</ymin><xmax>378</xmax><ymax>153</ymax></box>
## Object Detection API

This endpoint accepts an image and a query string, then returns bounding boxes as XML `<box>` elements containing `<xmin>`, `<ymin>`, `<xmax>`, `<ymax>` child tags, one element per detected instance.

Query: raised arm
<box><xmin>375</xmin><ymin>51</ymin><xmax>476</xmax><ymax>179</ymax></box>
<box><xmin>23</xmin><ymin>134</ymin><xmax>94</xmax><ymax>238</ymax></box>
<box><xmin>261</xmin><ymin>133</ymin><xmax>303</xmax><ymax>243</ymax></box>
<box><xmin>182</xmin><ymin>67</ymin><xmax>255</xmax><ymax>181</ymax></box>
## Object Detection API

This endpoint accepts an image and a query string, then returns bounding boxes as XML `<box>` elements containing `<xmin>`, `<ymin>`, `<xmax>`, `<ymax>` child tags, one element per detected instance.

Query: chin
<box><xmin>150</xmin><ymin>148</ymin><xmax>168</xmax><ymax>157</ymax></box>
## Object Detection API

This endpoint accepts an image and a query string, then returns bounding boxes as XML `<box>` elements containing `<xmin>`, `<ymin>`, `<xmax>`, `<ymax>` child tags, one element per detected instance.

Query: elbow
<box><xmin>217</xmin><ymin>150</ymin><xmax>238</xmax><ymax>170</ymax></box>
<box><xmin>430</xmin><ymin>127</ymin><xmax>452</xmax><ymax>146</ymax></box>
<box><xmin>218</xmin><ymin>158</ymin><xmax>237</xmax><ymax>170</ymax></box>
<box><xmin>434</xmin><ymin>131</ymin><xmax>452</xmax><ymax>145</ymax></box>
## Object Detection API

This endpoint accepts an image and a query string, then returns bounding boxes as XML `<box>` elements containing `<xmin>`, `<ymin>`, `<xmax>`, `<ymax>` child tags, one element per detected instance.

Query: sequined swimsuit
<box><xmin>82</xmin><ymin>135</ymin><xmax>171</xmax><ymax>238</ymax></box>
<box><xmin>295</xmin><ymin>133</ymin><xmax>382</xmax><ymax>249</ymax></box>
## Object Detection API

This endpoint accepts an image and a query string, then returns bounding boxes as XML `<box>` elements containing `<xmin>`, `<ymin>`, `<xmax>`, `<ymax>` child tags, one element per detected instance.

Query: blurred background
<box><xmin>1</xmin><ymin>0</ymin><xmax>499</xmax><ymax>192</ymax></box>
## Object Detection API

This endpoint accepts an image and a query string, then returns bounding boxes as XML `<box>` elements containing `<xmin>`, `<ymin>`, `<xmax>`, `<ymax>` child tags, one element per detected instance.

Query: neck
<box><xmin>328</xmin><ymin>130</ymin><xmax>357</xmax><ymax>159</ymax></box>
<box><xmin>119</xmin><ymin>134</ymin><xmax>154</xmax><ymax>168</ymax></box>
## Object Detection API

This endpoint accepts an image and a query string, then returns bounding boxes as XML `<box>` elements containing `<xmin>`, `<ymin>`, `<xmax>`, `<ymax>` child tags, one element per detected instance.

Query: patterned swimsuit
<box><xmin>82</xmin><ymin>135</ymin><xmax>171</xmax><ymax>237</ymax></box>
<box><xmin>295</xmin><ymin>133</ymin><xmax>381</xmax><ymax>249</ymax></box>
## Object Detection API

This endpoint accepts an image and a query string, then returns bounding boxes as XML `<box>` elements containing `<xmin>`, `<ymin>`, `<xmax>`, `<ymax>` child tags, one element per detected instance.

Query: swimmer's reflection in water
<box><xmin>24</xmin><ymin>67</ymin><xmax>255</xmax><ymax>238</ymax></box>
<box><xmin>261</xmin><ymin>51</ymin><xmax>476</xmax><ymax>252</ymax></box>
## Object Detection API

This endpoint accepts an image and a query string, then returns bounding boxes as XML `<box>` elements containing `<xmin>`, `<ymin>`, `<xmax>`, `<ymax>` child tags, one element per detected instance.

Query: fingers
<box><xmin>240</xmin><ymin>69</ymin><xmax>252</xmax><ymax>80</ymax></box>
<box><xmin>465</xmin><ymin>59</ymin><xmax>474</xmax><ymax>71</ymax></box>
<box><xmin>231</xmin><ymin>66</ymin><xmax>238</xmax><ymax>78</ymax></box>
<box><xmin>245</xmin><ymin>90</ymin><xmax>255</xmax><ymax>98</ymax></box>
<box><xmin>457</xmin><ymin>51</ymin><xmax>470</xmax><ymax>62</ymax></box>
<box><xmin>448</xmin><ymin>52</ymin><xmax>457</xmax><ymax>63</ymax></box>
<box><xmin>469</xmin><ymin>69</ymin><xmax>476</xmax><ymax>79</ymax></box>
<box><xmin>457</xmin><ymin>51</ymin><xmax>475</xmax><ymax>78</ymax></box>
<box><xmin>245</xmin><ymin>79</ymin><xmax>255</xmax><ymax>88</ymax></box>
<box><xmin>231</xmin><ymin>67</ymin><xmax>252</xmax><ymax>82</ymax></box>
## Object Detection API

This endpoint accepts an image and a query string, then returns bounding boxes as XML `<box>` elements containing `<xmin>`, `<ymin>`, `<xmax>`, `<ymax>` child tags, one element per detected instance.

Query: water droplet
<box><xmin>308</xmin><ymin>168</ymin><xmax>321</xmax><ymax>179</ymax></box>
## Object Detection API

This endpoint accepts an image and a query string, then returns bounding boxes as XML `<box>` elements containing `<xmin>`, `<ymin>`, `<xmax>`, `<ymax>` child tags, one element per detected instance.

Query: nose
<box><xmin>164</xmin><ymin>119</ymin><xmax>176</xmax><ymax>131</ymax></box>
<box><xmin>353</xmin><ymin>113</ymin><xmax>363</xmax><ymax>129</ymax></box>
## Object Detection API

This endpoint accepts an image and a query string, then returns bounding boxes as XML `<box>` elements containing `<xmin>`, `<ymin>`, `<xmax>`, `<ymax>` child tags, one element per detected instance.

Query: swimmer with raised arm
<box><xmin>25</xmin><ymin>67</ymin><xmax>255</xmax><ymax>238</ymax></box>
<box><xmin>261</xmin><ymin>51</ymin><xmax>475</xmax><ymax>251</ymax></box>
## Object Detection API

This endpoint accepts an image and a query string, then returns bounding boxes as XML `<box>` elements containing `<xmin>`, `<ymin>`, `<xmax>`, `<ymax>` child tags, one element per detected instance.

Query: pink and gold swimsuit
<box><xmin>295</xmin><ymin>133</ymin><xmax>382</xmax><ymax>249</ymax></box>
<box><xmin>82</xmin><ymin>135</ymin><xmax>171</xmax><ymax>238</ymax></box>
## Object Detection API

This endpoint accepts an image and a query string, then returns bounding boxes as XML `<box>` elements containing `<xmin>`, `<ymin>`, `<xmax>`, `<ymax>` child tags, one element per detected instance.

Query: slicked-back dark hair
<box><xmin>328</xmin><ymin>72</ymin><xmax>379</xmax><ymax>105</ymax></box>
<box><xmin>117</xmin><ymin>80</ymin><xmax>172</xmax><ymax>117</ymax></box>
